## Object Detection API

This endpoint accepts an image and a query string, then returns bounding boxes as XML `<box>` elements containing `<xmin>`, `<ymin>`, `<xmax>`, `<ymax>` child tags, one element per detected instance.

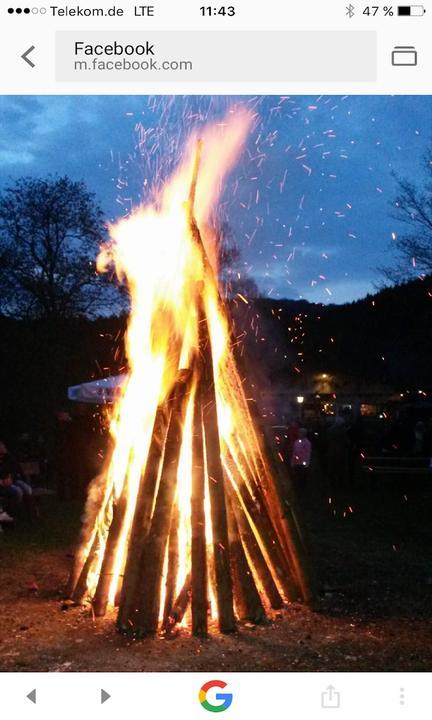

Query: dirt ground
<box><xmin>1</xmin><ymin>472</ymin><xmax>432</xmax><ymax>672</ymax></box>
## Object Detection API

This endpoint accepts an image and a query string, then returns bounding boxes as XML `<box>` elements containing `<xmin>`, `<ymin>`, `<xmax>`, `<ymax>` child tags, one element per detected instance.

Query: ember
<box><xmin>68</xmin><ymin>111</ymin><xmax>312</xmax><ymax>637</ymax></box>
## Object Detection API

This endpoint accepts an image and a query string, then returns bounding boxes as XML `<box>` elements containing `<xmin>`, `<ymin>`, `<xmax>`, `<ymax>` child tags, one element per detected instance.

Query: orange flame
<box><xmin>71</xmin><ymin>108</ymin><xmax>308</xmax><ymax>635</ymax></box>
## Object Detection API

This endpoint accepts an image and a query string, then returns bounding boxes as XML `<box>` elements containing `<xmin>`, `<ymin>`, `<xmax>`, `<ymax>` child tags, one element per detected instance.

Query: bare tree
<box><xmin>380</xmin><ymin>151</ymin><xmax>432</xmax><ymax>283</ymax></box>
<box><xmin>0</xmin><ymin>176</ymin><xmax>109</xmax><ymax>319</ymax></box>
<box><xmin>217</xmin><ymin>222</ymin><xmax>259</xmax><ymax>299</ymax></box>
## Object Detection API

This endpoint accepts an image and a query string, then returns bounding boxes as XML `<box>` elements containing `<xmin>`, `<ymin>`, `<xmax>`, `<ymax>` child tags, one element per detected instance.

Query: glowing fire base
<box><xmin>67</xmin><ymin>122</ymin><xmax>312</xmax><ymax>638</ymax></box>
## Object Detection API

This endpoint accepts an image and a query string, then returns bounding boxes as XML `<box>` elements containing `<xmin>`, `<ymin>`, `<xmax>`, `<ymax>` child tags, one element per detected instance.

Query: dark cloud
<box><xmin>0</xmin><ymin>94</ymin><xmax>430</xmax><ymax>304</ymax></box>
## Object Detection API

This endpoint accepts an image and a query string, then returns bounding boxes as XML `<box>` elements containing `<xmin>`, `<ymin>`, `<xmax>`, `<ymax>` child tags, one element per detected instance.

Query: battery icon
<box><xmin>397</xmin><ymin>5</ymin><xmax>426</xmax><ymax>14</ymax></box>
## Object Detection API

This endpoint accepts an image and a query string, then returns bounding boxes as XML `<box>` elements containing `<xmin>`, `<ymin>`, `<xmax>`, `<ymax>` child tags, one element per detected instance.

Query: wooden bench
<box><xmin>361</xmin><ymin>456</ymin><xmax>432</xmax><ymax>476</ymax></box>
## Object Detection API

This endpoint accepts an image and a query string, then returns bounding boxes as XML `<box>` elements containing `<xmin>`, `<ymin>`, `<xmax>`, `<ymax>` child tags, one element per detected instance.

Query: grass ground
<box><xmin>1</xmin><ymin>469</ymin><xmax>432</xmax><ymax>672</ymax></box>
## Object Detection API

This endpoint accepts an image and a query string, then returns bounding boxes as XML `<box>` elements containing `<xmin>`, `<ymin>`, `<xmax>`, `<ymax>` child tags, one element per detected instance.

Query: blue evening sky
<box><xmin>0</xmin><ymin>95</ymin><xmax>430</xmax><ymax>304</ymax></box>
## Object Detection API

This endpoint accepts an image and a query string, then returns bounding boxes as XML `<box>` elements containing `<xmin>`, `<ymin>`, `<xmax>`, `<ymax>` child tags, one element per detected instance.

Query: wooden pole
<box><xmin>228</xmin><ymin>484</ymin><xmax>283</xmax><ymax>610</ymax></box>
<box><xmin>187</xmin><ymin>142</ymin><xmax>235</xmax><ymax>634</ymax></box>
<box><xmin>218</xmin><ymin>348</ymin><xmax>315</xmax><ymax>605</ymax></box>
<box><xmin>67</xmin><ymin>474</ymin><xmax>112</xmax><ymax>598</ymax></box>
<box><xmin>133</xmin><ymin>369</ymin><xmax>193</xmax><ymax>636</ymax></box>
<box><xmin>163</xmin><ymin>574</ymin><xmax>192</xmax><ymax>636</ymax></box>
<box><xmin>92</xmin><ymin>474</ymin><xmax>130</xmax><ymax>617</ymax></box>
<box><xmin>67</xmin><ymin>524</ymin><xmax>97</xmax><ymax>599</ymax></box>
<box><xmin>250</xmin><ymin>408</ymin><xmax>315</xmax><ymax>605</ymax></box>
<box><xmin>162</xmin><ymin>503</ymin><xmax>180</xmax><ymax>628</ymax></box>
<box><xmin>230</xmin><ymin>348</ymin><xmax>315</xmax><ymax>603</ymax></box>
<box><xmin>71</xmin><ymin>523</ymin><xmax>104</xmax><ymax>604</ymax></box>
<box><xmin>191</xmin><ymin>382</ymin><xmax>208</xmax><ymax>637</ymax></box>
<box><xmin>227</xmin><ymin>496</ymin><xmax>266</xmax><ymax>623</ymax></box>
<box><xmin>117</xmin><ymin>403</ymin><xmax>171</xmax><ymax>632</ymax></box>
<box><xmin>199</xmin><ymin>306</ymin><xmax>236</xmax><ymax>634</ymax></box>
<box><xmin>188</xmin><ymin>136</ymin><xmax>312</xmax><ymax>608</ymax></box>
<box><xmin>223</xmin><ymin>452</ymin><xmax>298</xmax><ymax>602</ymax></box>
<box><xmin>71</xmin><ymin>484</ymin><xmax>115</xmax><ymax>605</ymax></box>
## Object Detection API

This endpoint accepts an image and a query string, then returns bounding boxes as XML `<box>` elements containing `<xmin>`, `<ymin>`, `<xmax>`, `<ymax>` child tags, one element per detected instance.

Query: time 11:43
<box><xmin>200</xmin><ymin>6</ymin><xmax>236</xmax><ymax>16</ymax></box>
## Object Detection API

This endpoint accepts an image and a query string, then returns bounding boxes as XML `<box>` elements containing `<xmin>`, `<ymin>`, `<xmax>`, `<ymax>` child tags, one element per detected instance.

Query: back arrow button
<box><xmin>26</xmin><ymin>689</ymin><xmax>37</xmax><ymax>704</ymax></box>
<box><xmin>21</xmin><ymin>46</ymin><xmax>36</xmax><ymax>68</ymax></box>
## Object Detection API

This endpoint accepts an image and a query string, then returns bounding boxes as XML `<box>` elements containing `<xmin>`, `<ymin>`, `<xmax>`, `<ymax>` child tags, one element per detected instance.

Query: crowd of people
<box><xmin>0</xmin><ymin>440</ymin><xmax>34</xmax><ymax>525</ymax></box>
<box><xmin>275</xmin><ymin>409</ymin><xmax>432</xmax><ymax>504</ymax></box>
<box><xmin>0</xmin><ymin>407</ymin><xmax>107</xmax><ymax>530</ymax></box>
<box><xmin>2</xmin><ymin>400</ymin><xmax>432</xmax><ymax>530</ymax></box>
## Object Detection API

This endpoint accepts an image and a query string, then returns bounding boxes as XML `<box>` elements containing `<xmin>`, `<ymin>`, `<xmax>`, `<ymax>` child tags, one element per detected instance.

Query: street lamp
<box><xmin>297</xmin><ymin>395</ymin><xmax>304</xmax><ymax>422</ymax></box>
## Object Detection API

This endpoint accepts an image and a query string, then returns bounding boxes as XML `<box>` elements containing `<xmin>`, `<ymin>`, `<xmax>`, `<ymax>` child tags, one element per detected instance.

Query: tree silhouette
<box><xmin>0</xmin><ymin>176</ymin><xmax>108</xmax><ymax>319</ymax></box>
<box><xmin>381</xmin><ymin>151</ymin><xmax>432</xmax><ymax>283</ymax></box>
<box><xmin>216</xmin><ymin>222</ymin><xmax>259</xmax><ymax>299</ymax></box>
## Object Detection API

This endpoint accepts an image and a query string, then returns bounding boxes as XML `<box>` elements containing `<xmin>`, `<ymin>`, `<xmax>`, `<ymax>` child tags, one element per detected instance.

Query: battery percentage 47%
<box><xmin>363</xmin><ymin>5</ymin><xmax>394</xmax><ymax>14</ymax></box>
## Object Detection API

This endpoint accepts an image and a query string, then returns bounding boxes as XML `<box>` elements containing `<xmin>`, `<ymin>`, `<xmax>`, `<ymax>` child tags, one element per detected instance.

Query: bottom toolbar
<box><xmin>1</xmin><ymin>672</ymin><xmax>430</xmax><ymax>719</ymax></box>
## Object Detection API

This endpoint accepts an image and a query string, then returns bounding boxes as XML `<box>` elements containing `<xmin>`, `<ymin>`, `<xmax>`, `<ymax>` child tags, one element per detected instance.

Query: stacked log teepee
<box><xmin>68</xmin><ymin>142</ymin><xmax>313</xmax><ymax>637</ymax></box>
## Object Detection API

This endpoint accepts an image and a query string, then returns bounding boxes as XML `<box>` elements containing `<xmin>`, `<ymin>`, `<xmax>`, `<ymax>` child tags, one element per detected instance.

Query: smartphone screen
<box><xmin>0</xmin><ymin>2</ymin><xmax>431</xmax><ymax>718</ymax></box>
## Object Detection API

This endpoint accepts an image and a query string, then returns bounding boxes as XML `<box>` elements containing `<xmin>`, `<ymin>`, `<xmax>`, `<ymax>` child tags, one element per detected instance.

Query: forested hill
<box><xmin>240</xmin><ymin>275</ymin><xmax>432</xmax><ymax>388</ymax></box>
<box><xmin>1</xmin><ymin>276</ymin><xmax>431</xmax><ymax>435</ymax></box>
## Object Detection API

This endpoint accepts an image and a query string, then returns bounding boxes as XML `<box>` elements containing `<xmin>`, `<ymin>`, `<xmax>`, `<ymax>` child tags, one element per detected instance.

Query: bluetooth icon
<box><xmin>346</xmin><ymin>3</ymin><xmax>355</xmax><ymax>17</ymax></box>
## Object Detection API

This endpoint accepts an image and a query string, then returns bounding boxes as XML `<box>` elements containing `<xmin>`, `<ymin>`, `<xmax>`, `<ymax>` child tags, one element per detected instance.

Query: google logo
<box><xmin>199</xmin><ymin>680</ymin><xmax>233</xmax><ymax>713</ymax></box>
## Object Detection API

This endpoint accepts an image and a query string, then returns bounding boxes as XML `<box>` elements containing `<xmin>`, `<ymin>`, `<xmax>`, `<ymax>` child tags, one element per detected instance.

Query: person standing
<box><xmin>286</xmin><ymin>418</ymin><xmax>300</xmax><ymax>460</ymax></box>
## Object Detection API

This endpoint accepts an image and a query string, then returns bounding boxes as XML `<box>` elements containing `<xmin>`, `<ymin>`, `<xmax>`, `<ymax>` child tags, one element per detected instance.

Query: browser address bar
<box><xmin>56</xmin><ymin>30</ymin><xmax>377</xmax><ymax>82</ymax></box>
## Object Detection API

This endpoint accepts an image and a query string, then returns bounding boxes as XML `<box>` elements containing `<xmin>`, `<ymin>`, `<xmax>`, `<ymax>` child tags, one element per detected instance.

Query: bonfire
<box><xmin>68</xmin><ymin>111</ymin><xmax>313</xmax><ymax>637</ymax></box>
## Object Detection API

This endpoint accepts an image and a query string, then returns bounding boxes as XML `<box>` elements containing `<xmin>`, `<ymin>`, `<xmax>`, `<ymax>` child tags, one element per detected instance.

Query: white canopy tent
<box><xmin>68</xmin><ymin>374</ymin><xmax>126</xmax><ymax>404</ymax></box>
